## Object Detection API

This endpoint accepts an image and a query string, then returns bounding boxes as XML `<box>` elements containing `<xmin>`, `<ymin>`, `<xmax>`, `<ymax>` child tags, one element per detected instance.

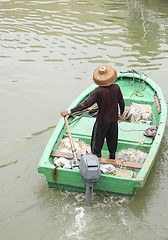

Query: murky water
<box><xmin>0</xmin><ymin>0</ymin><xmax>168</xmax><ymax>239</ymax></box>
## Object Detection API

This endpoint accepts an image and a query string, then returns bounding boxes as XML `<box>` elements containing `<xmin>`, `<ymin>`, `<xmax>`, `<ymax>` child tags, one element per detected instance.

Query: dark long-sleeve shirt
<box><xmin>71</xmin><ymin>84</ymin><xmax>125</xmax><ymax>124</ymax></box>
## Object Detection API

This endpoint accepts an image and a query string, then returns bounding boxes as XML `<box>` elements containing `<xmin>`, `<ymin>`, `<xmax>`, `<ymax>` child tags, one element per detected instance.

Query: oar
<box><xmin>64</xmin><ymin>116</ymin><xmax>78</xmax><ymax>166</ymax></box>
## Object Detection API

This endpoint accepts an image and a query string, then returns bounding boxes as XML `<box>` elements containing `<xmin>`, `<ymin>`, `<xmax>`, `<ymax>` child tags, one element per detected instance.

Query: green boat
<box><xmin>38</xmin><ymin>71</ymin><xmax>167</xmax><ymax>196</ymax></box>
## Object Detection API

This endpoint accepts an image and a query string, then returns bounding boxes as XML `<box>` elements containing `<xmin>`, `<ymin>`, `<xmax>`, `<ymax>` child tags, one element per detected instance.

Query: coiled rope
<box><xmin>128</xmin><ymin>71</ymin><xmax>148</xmax><ymax>104</ymax></box>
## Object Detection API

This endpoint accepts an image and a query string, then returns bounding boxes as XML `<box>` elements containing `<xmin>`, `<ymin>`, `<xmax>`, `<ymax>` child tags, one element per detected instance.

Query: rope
<box><xmin>128</xmin><ymin>71</ymin><xmax>148</xmax><ymax>104</ymax></box>
<box><xmin>97</xmin><ymin>182</ymin><xmax>111</xmax><ymax>197</ymax></box>
<box><xmin>118</xmin><ymin>125</ymin><xmax>144</xmax><ymax>132</ymax></box>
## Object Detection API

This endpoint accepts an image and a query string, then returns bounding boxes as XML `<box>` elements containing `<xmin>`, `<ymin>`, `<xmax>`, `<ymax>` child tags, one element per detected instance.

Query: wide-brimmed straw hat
<box><xmin>93</xmin><ymin>65</ymin><xmax>117</xmax><ymax>86</ymax></box>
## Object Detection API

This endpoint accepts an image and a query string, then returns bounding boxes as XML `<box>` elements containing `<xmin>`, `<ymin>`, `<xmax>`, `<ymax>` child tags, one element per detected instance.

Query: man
<box><xmin>61</xmin><ymin>65</ymin><xmax>125</xmax><ymax>159</ymax></box>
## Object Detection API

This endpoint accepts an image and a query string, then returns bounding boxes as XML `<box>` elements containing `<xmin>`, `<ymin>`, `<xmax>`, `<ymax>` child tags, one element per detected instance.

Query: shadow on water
<box><xmin>24</xmin><ymin>125</ymin><xmax>56</xmax><ymax>140</ymax></box>
<box><xmin>0</xmin><ymin>160</ymin><xmax>18</xmax><ymax>169</ymax></box>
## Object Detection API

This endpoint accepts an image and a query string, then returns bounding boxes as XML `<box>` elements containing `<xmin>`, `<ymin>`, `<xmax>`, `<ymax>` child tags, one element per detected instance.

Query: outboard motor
<box><xmin>79</xmin><ymin>153</ymin><xmax>100</xmax><ymax>204</ymax></box>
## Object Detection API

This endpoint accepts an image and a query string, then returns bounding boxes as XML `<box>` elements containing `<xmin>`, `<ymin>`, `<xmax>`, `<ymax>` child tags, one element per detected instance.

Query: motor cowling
<box><xmin>79</xmin><ymin>154</ymin><xmax>100</xmax><ymax>184</ymax></box>
<box><xmin>79</xmin><ymin>153</ymin><xmax>100</xmax><ymax>205</ymax></box>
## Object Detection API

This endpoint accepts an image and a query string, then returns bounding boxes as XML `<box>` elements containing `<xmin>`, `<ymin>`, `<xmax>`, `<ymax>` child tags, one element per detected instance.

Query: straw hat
<box><xmin>93</xmin><ymin>65</ymin><xmax>117</xmax><ymax>86</ymax></box>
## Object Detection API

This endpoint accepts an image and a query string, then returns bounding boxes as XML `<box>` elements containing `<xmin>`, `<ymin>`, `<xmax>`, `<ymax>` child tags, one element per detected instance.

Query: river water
<box><xmin>0</xmin><ymin>0</ymin><xmax>168</xmax><ymax>239</ymax></box>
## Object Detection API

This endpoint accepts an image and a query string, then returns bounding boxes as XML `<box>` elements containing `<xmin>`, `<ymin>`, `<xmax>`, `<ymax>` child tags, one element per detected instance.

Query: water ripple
<box><xmin>0</xmin><ymin>0</ymin><xmax>167</xmax><ymax>68</ymax></box>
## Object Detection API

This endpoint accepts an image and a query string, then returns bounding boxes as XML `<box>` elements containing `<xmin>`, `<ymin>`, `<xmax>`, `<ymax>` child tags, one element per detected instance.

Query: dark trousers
<box><xmin>91</xmin><ymin>121</ymin><xmax>118</xmax><ymax>159</ymax></box>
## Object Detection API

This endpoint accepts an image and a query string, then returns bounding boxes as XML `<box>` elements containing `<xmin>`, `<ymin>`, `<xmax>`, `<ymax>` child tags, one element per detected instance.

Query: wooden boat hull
<box><xmin>38</xmin><ymin>71</ymin><xmax>167</xmax><ymax>195</ymax></box>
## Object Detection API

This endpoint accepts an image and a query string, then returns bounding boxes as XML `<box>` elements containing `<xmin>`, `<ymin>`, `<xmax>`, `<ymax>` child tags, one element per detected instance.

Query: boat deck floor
<box><xmin>69</xmin><ymin>117</ymin><xmax>153</xmax><ymax>146</ymax></box>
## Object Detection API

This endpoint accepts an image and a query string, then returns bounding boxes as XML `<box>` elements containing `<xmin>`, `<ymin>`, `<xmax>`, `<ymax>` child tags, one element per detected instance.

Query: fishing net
<box><xmin>58</xmin><ymin>137</ymin><xmax>91</xmax><ymax>155</ymax></box>
<box><xmin>124</xmin><ymin>102</ymin><xmax>153</xmax><ymax>124</ymax></box>
<box><xmin>116</xmin><ymin>148</ymin><xmax>147</xmax><ymax>164</ymax></box>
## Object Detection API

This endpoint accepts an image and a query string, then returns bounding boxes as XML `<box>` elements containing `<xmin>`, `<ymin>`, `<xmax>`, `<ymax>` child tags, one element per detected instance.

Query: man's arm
<box><xmin>61</xmin><ymin>89</ymin><xmax>97</xmax><ymax>117</ymax></box>
<box><xmin>118</xmin><ymin>86</ymin><xmax>125</xmax><ymax>122</ymax></box>
<box><xmin>118</xmin><ymin>86</ymin><xmax>125</xmax><ymax>114</ymax></box>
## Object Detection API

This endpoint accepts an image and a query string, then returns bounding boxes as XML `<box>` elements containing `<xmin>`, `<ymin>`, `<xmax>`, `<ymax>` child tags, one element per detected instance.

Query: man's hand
<box><xmin>118</xmin><ymin>114</ymin><xmax>123</xmax><ymax>123</ymax></box>
<box><xmin>61</xmin><ymin>110</ymin><xmax>71</xmax><ymax>117</ymax></box>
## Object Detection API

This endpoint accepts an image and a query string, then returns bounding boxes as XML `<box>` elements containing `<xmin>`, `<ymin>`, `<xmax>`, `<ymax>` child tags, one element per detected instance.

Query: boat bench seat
<box><xmin>69</xmin><ymin>117</ymin><xmax>153</xmax><ymax>145</ymax></box>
